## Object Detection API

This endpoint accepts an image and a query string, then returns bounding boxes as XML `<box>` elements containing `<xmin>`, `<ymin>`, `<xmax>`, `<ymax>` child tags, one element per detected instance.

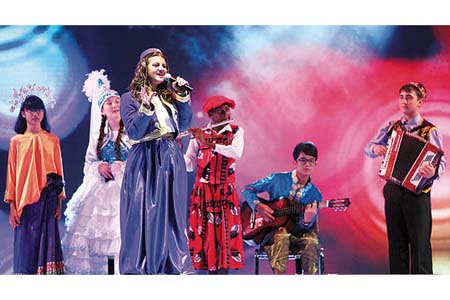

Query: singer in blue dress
<box><xmin>119</xmin><ymin>48</ymin><xmax>194</xmax><ymax>274</ymax></box>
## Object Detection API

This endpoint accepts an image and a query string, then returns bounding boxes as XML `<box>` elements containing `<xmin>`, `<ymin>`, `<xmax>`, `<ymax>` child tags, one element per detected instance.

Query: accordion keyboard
<box><xmin>410</xmin><ymin>153</ymin><xmax>436</xmax><ymax>183</ymax></box>
<box><xmin>379</xmin><ymin>130</ymin><xmax>397</xmax><ymax>176</ymax></box>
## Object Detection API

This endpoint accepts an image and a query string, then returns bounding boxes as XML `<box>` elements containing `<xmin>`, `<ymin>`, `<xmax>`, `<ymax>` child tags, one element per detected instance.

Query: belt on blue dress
<box><xmin>129</xmin><ymin>131</ymin><xmax>175</xmax><ymax>145</ymax></box>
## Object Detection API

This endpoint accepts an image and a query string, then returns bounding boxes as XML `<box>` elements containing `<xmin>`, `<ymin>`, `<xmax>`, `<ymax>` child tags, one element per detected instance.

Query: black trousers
<box><xmin>383</xmin><ymin>182</ymin><xmax>433</xmax><ymax>274</ymax></box>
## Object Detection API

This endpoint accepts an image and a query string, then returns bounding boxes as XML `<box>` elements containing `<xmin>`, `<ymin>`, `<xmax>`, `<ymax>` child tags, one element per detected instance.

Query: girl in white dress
<box><xmin>62</xmin><ymin>70</ymin><xmax>130</xmax><ymax>274</ymax></box>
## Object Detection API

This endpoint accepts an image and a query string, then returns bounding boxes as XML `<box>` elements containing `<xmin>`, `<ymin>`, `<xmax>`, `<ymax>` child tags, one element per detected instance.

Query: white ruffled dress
<box><xmin>62</xmin><ymin>130</ymin><xmax>129</xmax><ymax>274</ymax></box>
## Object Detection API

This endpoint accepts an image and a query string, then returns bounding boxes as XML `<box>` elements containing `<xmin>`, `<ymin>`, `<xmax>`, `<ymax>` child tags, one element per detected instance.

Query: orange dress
<box><xmin>4</xmin><ymin>131</ymin><xmax>66</xmax><ymax>218</ymax></box>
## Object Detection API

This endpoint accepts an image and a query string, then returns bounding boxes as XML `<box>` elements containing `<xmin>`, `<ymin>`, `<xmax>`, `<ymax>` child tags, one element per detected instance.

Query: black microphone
<box><xmin>164</xmin><ymin>73</ymin><xmax>194</xmax><ymax>92</ymax></box>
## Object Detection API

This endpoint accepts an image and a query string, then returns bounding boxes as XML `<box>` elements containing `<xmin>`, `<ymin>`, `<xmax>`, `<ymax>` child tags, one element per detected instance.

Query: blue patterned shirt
<box><xmin>100</xmin><ymin>140</ymin><xmax>128</xmax><ymax>164</ymax></box>
<box><xmin>242</xmin><ymin>171</ymin><xmax>323</xmax><ymax>230</ymax></box>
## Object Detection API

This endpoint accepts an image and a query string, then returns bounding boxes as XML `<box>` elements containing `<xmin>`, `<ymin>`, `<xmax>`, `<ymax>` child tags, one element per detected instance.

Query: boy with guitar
<box><xmin>242</xmin><ymin>141</ymin><xmax>323</xmax><ymax>274</ymax></box>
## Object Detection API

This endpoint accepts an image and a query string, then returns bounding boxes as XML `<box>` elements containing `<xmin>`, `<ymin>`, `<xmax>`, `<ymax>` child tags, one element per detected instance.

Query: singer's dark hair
<box><xmin>129</xmin><ymin>50</ymin><xmax>173</xmax><ymax>104</ymax></box>
<box><xmin>14</xmin><ymin>95</ymin><xmax>51</xmax><ymax>134</ymax></box>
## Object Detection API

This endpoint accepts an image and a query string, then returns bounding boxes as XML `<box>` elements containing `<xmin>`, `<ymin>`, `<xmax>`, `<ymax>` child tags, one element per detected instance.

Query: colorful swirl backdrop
<box><xmin>0</xmin><ymin>25</ymin><xmax>448</xmax><ymax>274</ymax></box>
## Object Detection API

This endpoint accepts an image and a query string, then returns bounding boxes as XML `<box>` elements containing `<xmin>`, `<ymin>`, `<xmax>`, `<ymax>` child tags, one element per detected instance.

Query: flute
<box><xmin>178</xmin><ymin>119</ymin><xmax>234</xmax><ymax>138</ymax></box>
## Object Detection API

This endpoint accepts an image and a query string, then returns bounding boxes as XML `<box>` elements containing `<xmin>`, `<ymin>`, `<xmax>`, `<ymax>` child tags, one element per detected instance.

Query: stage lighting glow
<box><xmin>0</xmin><ymin>26</ymin><xmax>89</xmax><ymax>151</ymax></box>
<box><xmin>194</xmin><ymin>35</ymin><xmax>450</xmax><ymax>273</ymax></box>
<box><xmin>228</xmin><ymin>26</ymin><xmax>395</xmax><ymax>60</ymax></box>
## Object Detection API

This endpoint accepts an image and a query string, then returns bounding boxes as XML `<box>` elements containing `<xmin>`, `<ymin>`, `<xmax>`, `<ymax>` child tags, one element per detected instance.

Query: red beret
<box><xmin>202</xmin><ymin>95</ymin><xmax>236</xmax><ymax>113</ymax></box>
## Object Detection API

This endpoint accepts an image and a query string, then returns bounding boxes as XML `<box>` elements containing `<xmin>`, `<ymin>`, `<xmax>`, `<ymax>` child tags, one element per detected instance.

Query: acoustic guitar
<box><xmin>241</xmin><ymin>197</ymin><xmax>351</xmax><ymax>244</ymax></box>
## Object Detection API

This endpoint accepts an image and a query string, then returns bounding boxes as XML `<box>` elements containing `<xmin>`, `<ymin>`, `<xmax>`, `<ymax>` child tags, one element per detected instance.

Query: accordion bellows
<box><xmin>379</xmin><ymin>129</ymin><xmax>444</xmax><ymax>194</ymax></box>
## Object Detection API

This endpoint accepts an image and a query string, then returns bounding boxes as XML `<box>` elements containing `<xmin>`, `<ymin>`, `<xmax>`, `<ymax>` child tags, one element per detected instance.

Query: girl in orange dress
<box><xmin>5</xmin><ymin>94</ymin><xmax>66</xmax><ymax>274</ymax></box>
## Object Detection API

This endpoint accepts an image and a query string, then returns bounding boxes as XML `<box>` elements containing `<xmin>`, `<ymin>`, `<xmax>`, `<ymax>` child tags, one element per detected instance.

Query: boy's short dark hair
<box><xmin>293</xmin><ymin>141</ymin><xmax>318</xmax><ymax>161</ymax></box>
<box><xmin>400</xmin><ymin>82</ymin><xmax>427</xmax><ymax>99</ymax></box>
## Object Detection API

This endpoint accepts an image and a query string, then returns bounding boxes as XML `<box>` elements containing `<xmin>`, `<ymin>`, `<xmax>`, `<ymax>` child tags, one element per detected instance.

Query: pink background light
<box><xmin>191</xmin><ymin>28</ymin><xmax>450</xmax><ymax>273</ymax></box>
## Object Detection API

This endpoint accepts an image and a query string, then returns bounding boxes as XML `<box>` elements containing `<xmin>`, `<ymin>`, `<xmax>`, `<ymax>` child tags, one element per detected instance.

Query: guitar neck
<box><xmin>273</xmin><ymin>204</ymin><xmax>304</xmax><ymax>217</ymax></box>
<box><xmin>272</xmin><ymin>198</ymin><xmax>349</xmax><ymax>217</ymax></box>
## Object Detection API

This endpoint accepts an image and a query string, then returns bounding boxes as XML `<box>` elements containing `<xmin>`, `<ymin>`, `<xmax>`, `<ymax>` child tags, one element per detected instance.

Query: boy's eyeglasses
<box><xmin>297</xmin><ymin>158</ymin><xmax>316</xmax><ymax>165</ymax></box>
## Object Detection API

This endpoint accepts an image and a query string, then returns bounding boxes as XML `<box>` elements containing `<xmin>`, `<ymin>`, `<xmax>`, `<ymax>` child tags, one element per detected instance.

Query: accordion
<box><xmin>378</xmin><ymin>129</ymin><xmax>444</xmax><ymax>194</ymax></box>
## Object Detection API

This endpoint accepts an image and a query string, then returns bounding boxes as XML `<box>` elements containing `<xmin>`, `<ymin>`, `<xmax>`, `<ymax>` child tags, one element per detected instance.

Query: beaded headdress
<box><xmin>9</xmin><ymin>84</ymin><xmax>56</xmax><ymax>112</ymax></box>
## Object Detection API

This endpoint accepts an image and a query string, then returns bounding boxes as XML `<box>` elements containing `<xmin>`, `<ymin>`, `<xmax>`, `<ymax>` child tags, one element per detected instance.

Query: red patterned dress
<box><xmin>185</xmin><ymin>124</ymin><xmax>245</xmax><ymax>271</ymax></box>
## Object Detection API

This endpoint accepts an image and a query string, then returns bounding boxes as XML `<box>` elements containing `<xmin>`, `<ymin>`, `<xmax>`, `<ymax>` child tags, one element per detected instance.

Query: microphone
<box><xmin>164</xmin><ymin>73</ymin><xmax>194</xmax><ymax>92</ymax></box>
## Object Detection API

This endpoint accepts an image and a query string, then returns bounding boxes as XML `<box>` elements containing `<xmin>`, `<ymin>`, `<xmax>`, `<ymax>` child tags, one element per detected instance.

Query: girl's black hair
<box><xmin>14</xmin><ymin>95</ymin><xmax>51</xmax><ymax>134</ymax></box>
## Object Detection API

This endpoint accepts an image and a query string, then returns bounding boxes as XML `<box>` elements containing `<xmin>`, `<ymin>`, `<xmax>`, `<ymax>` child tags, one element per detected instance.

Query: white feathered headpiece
<box><xmin>82</xmin><ymin>69</ymin><xmax>120</xmax><ymax>107</ymax></box>
<box><xmin>82</xmin><ymin>69</ymin><xmax>120</xmax><ymax>139</ymax></box>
